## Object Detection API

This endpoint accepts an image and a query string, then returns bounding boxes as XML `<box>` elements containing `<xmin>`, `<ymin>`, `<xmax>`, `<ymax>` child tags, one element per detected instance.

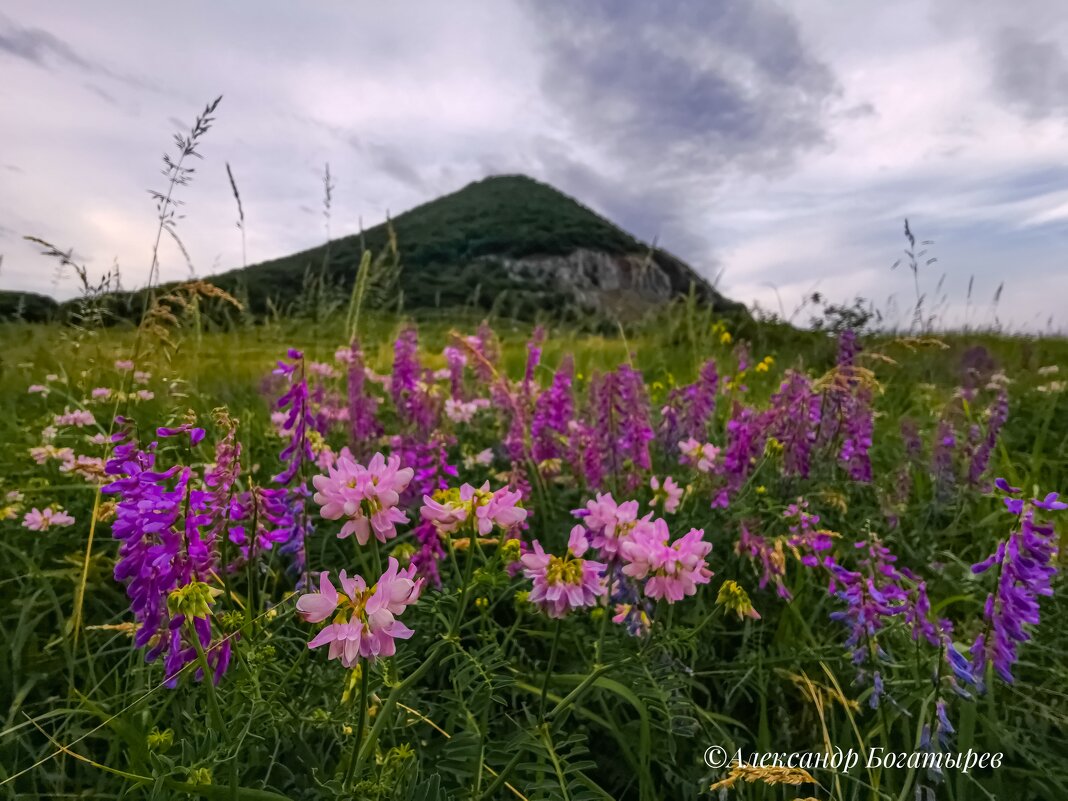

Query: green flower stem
<box><xmin>343</xmin><ymin>666</ymin><xmax>371</xmax><ymax>790</ymax></box>
<box><xmin>449</xmin><ymin>526</ymin><xmax>481</xmax><ymax>638</ymax></box>
<box><xmin>538</xmin><ymin>618</ymin><xmax>564</xmax><ymax>723</ymax></box>
<box><xmin>480</xmin><ymin>750</ymin><xmax>525</xmax><ymax>801</ymax></box>
<box><xmin>545</xmin><ymin>662</ymin><xmax>615</xmax><ymax>723</ymax></box>
<box><xmin>370</xmin><ymin>536</ymin><xmax>383</xmax><ymax>577</ymax></box>
<box><xmin>594</xmin><ymin>557</ymin><xmax>619</xmax><ymax>665</ymax></box>
<box><xmin>354</xmin><ymin>642</ymin><xmax>445</xmax><ymax>774</ymax></box>
<box><xmin>190</xmin><ymin>625</ymin><xmax>227</xmax><ymax>737</ymax></box>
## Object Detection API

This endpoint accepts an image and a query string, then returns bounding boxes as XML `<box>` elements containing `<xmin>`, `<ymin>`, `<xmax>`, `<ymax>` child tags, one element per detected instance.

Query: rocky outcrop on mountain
<box><xmin>488</xmin><ymin>247</ymin><xmax>742</xmax><ymax>317</ymax></box>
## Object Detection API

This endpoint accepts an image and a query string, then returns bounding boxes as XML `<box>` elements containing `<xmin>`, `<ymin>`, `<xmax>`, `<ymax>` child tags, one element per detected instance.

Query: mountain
<box><xmin>207</xmin><ymin>174</ymin><xmax>744</xmax><ymax>320</ymax></box>
<box><xmin>44</xmin><ymin>175</ymin><xmax>742</xmax><ymax>323</ymax></box>
<box><xmin>0</xmin><ymin>290</ymin><xmax>59</xmax><ymax>323</ymax></box>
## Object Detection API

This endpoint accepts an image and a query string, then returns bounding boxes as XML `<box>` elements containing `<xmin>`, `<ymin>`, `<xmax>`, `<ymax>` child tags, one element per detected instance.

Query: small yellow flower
<box><xmin>500</xmin><ymin>538</ymin><xmax>521</xmax><ymax>563</ymax></box>
<box><xmin>95</xmin><ymin>500</ymin><xmax>117</xmax><ymax>522</ymax></box>
<box><xmin>720</xmin><ymin>331</ymin><xmax>733</xmax><ymax>345</ymax></box>
<box><xmin>716</xmin><ymin>580</ymin><xmax>760</xmax><ymax>621</ymax></box>
<box><xmin>391</xmin><ymin>542</ymin><xmax>417</xmax><ymax>567</ymax></box>
<box><xmin>755</xmin><ymin>485</ymin><xmax>767</xmax><ymax>495</ymax></box>
<box><xmin>186</xmin><ymin>767</ymin><xmax>212</xmax><ymax>786</ymax></box>
<box><xmin>475</xmin><ymin>597</ymin><xmax>489</xmax><ymax>609</ymax></box>
<box><xmin>147</xmin><ymin>727</ymin><xmax>174</xmax><ymax>753</ymax></box>
<box><xmin>167</xmin><ymin>581</ymin><xmax>218</xmax><ymax>621</ymax></box>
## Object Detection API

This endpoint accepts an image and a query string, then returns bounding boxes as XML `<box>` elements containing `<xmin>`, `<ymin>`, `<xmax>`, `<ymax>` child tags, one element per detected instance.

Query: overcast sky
<box><xmin>2</xmin><ymin>1</ymin><xmax>1067</xmax><ymax>331</ymax></box>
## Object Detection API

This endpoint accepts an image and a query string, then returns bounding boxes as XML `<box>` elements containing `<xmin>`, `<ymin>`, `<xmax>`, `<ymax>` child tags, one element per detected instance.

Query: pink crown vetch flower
<box><xmin>621</xmin><ymin>520</ymin><xmax>713</xmax><ymax>603</ymax></box>
<box><xmin>650</xmin><ymin>475</ymin><xmax>683</xmax><ymax>514</ymax></box>
<box><xmin>420</xmin><ymin>481</ymin><xmax>528</xmax><ymax>536</ymax></box>
<box><xmin>296</xmin><ymin>558</ymin><xmax>423</xmax><ymax>666</ymax></box>
<box><xmin>576</xmin><ymin>492</ymin><xmax>656</xmax><ymax>560</ymax></box>
<box><xmin>22</xmin><ymin>506</ymin><xmax>75</xmax><ymax>531</ymax></box>
<box><xmin>678</xmin><ymin>438</ymin><xmax>720</xmax><ymax>473</ymax></box>
<box><xmin>312</xmin><ymin>451</ymin><xmax>414</xmax><ymax>545</ymax></box>
<box><xmin>521</xmin><ymin>526</ymin><xmax>607</xmax><ymax>618</ymax></box>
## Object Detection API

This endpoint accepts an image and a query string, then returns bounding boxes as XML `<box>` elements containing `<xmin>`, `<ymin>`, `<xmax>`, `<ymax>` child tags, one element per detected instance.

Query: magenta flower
<box><xmin>308</xmin><ymin>361</ymin><xmax>337</xmax><ymax>379</ymax></box>
<box><xmin>678</xmin><ymin>438</ymin><xmax>720</xmax><ymax>473</ymax></box>
<box><xmin>521</xmin><ymin>526</ymin><xmax>607</xmax><ymax>618</ymax></box>
<box><xmin>54</xmin><ymin>409</ymin><xmax>96</xmax><ymax>428</ymax></box>
<box><xmin>420</xmin><ymin>493</ymin><xmax>469</xmax><ymax>534</ymax></box>
<box><xmin>420</xmin><ymin>482</ymin><xmax>528</xmax><ymax>536</ymax></box>
<box><xmin>114</xmin><ymin>359</ymin><xmax>134</xmax><ymax>371</ymax></box>
<box><xmin>296</xmin><ymin>558</ymin><xmax>422</xmax><ymax>666</ymax></box>
<box><xmin>477</xmin><ymin>485</ymin><xmax>526</xmax><ymax>535</ymax></box>
<box><xmin>575</xmin><ymin>492</ymin><xmax>655</xmax><ymax>560</ymax></box>
<box><xmin>650</xmin><ymin>476</ymin><xmax>683</xmax><ymax>514</ymax></box>
<box><xmin>444</xmin><ymin>398</ymin><xmax>489</xmax><ymax>424</ymax></box>
<box><xmin>312</xmin><ymin>451</ymin><xmax>414</xmax><ymax>545</ymax></box>
<box><xmin>22</xmin><ymin>507</ymin><xmax>75</xmax><ymax>531</ymax></box>
<box><xmin>620</xmin><ymin>521</ymin><xmax>713</xmax><ymax>603</ymax></box>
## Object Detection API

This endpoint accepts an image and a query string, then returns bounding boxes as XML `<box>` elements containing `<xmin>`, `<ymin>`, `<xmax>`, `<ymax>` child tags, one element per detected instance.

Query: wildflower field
<box><xmin>1</xmin><ymin>306</ymin><xmax>1067</xmax><ymax>801</ymax></box>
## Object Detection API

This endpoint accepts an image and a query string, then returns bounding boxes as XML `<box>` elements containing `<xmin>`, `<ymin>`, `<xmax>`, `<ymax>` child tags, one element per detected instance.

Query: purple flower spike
<box><xmin>969</xmin><ymin>490</ymin><xmax>1063</xmax><ymax>684</ymax></box>
<box><xmin>157</xmin><ymin>425</ymin><xmax>207</xmax><ymax>447</ymax></box>
<box><xmin>1033</xmin><ymin>492</ymin><xmax>1067</xmax><ymax>511</ymax></box>
<box><xmin>994</xmin><ymin>477</ymin><xmax>1021</xmax><ymax>494</ymax></box>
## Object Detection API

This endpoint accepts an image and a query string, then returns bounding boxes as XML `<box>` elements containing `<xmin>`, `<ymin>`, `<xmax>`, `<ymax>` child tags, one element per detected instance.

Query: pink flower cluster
<box><xmin>521</xmin><ymin>526</ymin><xmax>606</xmax><ymax>618</ymax></box>
<box><xmin>420</xmin><ymin>482</ymin><xmax>527</xmax><ymax>536</ymax></box>
<box><xmin>621</xmin><ymin>521</ymin><xmax>714</xmax><ymax>602</ymax></box>
<box><xmin>30</xmin><ymin>445</ymin><xmax>75</xmax><ymax>468</ymax></box>
<box><xmin>22</xmin><ymin>506</ymin><xmax>75</xmax><ymax>531</ymax></box>
<box><xmin>312</xmin><ymin>452</ymin><xmax>414</xmax><ymax>545</ymax></box>
<box><xmin>578</xmin><ymin>492</ymin><xmax>655</xmax><ymax>558</ymax></box>
<box><xmin>678</xmin><ymin>438</ymin><xmax>720</xmax><ymax>473</ymax></box>
<box><xmin>649</xmin><ymin>475</ymin><xmax>683</xmax><ymax>514</ymax></box>
<box><xmin>296</xmin><ymin>558</ymin><xmax>423</xmax><ymax>665</ymax></box>
<box><xmin>557</xmin><ymin>490</ymin><xmax>715</xmax><ymax>616</ymax></box>
<box><xmin>54</xmin><ymin>409</ymin><xmax>96</xmax><ymax>428</ymax></box>
<box><xmin>444</xmin><ymin>397</ymin><xmax>490</xmax><ymax>424</ymax></box>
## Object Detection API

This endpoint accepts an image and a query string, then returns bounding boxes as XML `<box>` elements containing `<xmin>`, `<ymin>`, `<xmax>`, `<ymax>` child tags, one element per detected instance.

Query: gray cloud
<box><xmin>991</xmin><ymin>27</ymin><xmax>1068</xmax><ymax>119</ymax></box>
<box><xmin>0</xmin><ymin>12</ymin><xmax>93</xmax><ymax>70</ymax></box>
<box><xmin>517</xmin><ymin>0</ymin><xmax>841</xmax><ymax>279</ymax></box>
<box><xmin>532</xmin><ymin>0</ymin><xmax>839</xmax><ymax>178</ymax></box>
<box><xmin>0</xmin><ymin>0</ymin><xmax>1065</xmax><ymax>330</ymax></box>
<box><xmin>0</xmin><ymin>11</ymin><xmax>163</xmax><ymax>94</ymax></box>
<box><xmin>530</xmin><ymin>136</ymin><xmax>712</xmax><ymax>260</ymax></box>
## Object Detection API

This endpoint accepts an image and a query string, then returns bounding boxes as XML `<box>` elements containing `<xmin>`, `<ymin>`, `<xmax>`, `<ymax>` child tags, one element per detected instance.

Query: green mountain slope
<box><xmin>208</xmin><ymin>174</ymin><xmax>742</xmax><ymax>319</ymax></box>
<box><xmin>51</xmin><ymin>174</ymin><xmax>742</xmax><ymax>322</ymax></box>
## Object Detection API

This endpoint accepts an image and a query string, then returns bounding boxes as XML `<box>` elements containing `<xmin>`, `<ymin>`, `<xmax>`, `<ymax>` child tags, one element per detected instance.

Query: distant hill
<box><xmin>204</xmin><ymin>174</ymin><xmax>744</xmax><ymax>320</ymax></box>
<box><xmin>53</xmin><ymin>174</ymin><xmax>744</xmax><ymax>323</ymax></box>
<box><xmin>0</xmin><ymin>290</ymin><xmax>58</xmax><ymax>323</ymax></box>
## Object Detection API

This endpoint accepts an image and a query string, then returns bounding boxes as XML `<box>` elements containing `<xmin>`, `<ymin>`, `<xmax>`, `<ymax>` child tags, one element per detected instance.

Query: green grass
<box><xmin>1</xmin><ymin>308</ymin><xmax>1067</xmax><ymax>800</ymax></box>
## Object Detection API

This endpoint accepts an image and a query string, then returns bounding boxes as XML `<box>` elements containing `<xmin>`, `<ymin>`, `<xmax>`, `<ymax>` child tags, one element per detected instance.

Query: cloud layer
<box><xmin>0</xmin><ymin>1</ymin><xmax>1066</xmax><ymax>331</ymax></box>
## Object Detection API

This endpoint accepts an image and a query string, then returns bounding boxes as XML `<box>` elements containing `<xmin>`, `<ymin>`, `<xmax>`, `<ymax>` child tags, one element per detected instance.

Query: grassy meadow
<box><xmin>1</xmin><ymin>296</ymin><xmax>1067</xmax><ymax>800</ymax></box>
